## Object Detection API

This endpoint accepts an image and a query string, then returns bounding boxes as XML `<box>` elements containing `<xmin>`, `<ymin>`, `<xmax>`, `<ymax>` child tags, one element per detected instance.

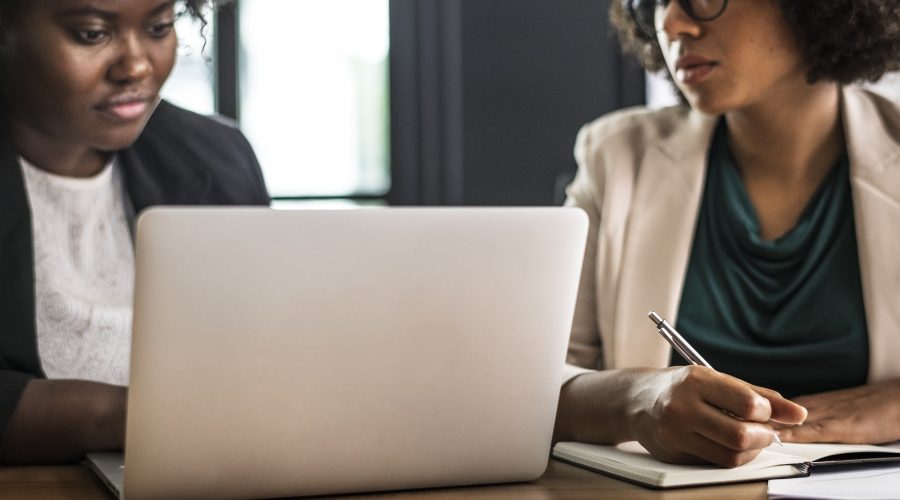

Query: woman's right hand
<box><xmin>554</xmin><ymin>366</ymin><xmax>807</xmax><ymax>468</ymax></box>
<box><xmin>626</xmin><ymin>366</ymin><xmax>807</xmax><ymax>467</ymax></box>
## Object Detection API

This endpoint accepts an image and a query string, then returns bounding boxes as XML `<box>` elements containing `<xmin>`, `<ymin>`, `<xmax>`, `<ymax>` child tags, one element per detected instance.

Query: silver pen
<box><xmin>648</xmin><ymin>311</ymin><xmax>783</xmax><ymax>447</ymax></box>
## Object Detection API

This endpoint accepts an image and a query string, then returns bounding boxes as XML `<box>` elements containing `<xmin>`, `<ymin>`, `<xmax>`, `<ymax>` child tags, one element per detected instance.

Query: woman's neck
<box><xmin>725</xmin><ymin>82</ymin><xmax>844</xmax><ymax>185</ymax></box>
<box><xmin>723</xmin><ymin>81</ymin><xmax>844</xmax><ymax>241</ymax></box>
<box><xmin>9</xmin><ymin>120</ymin><xmax>110</xmax><ymax>178</ymax></box>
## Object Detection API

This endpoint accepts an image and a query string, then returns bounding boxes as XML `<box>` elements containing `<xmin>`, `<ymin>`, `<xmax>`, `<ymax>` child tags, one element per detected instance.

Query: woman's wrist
<box><xmin>554</xmin><ymin>368</ymin><xmax>658</xmax><ymax>445</ymax></box>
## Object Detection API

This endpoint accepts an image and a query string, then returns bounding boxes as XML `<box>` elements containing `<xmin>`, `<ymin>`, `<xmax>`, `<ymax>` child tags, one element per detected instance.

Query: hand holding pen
<box><xmin>648</xmin><ymin>312</ymin><xmax>807</xmax><ymax>449</ymax></box>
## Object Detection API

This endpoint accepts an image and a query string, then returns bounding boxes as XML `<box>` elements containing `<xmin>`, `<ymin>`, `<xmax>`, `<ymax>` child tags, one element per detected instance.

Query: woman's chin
<box><xmin>92</xmin><ymin>124</ymin><xmax>152</xmax><ymax>153</ymax></box>
<box><xmin>684</xmin><ymin>93</ymin><xmax>737</xmax><ymax>116</ymax></box>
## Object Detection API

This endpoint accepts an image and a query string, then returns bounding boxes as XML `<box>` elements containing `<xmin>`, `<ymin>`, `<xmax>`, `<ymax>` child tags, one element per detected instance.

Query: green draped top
<box><xmin>672</xmin><ymin>121</ymin><xmax>869</xmax><ymax>398</ymax></box>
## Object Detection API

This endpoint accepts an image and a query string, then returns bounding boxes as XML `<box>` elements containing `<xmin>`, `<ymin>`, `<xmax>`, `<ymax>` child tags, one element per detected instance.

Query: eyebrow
<box><xmin>55</xmin><ymin>1</ymin><xmax>176</xmax><ymax>20</ymax></box>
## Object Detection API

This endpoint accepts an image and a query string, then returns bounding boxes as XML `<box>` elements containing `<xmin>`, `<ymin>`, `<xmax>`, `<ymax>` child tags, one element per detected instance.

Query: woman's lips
<box><xmin>96</xmin><ymin>98</ymin><xmax>152</xmax><ymax>121</ymax></box>
<box><xmin>676</xmin><ymin>62</ymin><xmax>718</xmax><ymax>85</ymax></box>
<box><xmin>674</xmin><ymin>55</ymin><xmax>718</xmax><ymax>85</ymax></box>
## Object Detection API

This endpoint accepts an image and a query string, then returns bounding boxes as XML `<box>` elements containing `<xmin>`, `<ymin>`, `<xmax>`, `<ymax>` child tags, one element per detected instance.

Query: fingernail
<box><xmin>772</xmin><ymin>432</ymin><xmax>783</xmax><ymax>447</ymax></box>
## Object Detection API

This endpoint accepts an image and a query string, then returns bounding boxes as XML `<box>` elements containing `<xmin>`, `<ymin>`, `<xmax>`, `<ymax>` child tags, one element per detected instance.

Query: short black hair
<box><xmin>611</xmin><ymin>0</ymin><xmax>900</xmax><ymax>84</ymax></box>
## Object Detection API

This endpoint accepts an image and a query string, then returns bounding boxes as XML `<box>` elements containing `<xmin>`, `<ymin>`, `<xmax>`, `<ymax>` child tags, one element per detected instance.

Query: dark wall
<box><xmin>389</xmin><ymin>0</ymin><xmax>645</xmax><ymax>206</ymax></box>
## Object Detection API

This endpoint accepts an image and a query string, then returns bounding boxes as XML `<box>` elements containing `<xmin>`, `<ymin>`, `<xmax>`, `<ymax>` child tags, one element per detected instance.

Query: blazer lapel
<box><xmin>611</xmin><ymin>110</ymin><xmax>717</xmax><ymax>369</ymax></box>
<box><xmin>842</xmin><ymin>87</ymin><xmax>900</xmax><ymax>382</ymax></box>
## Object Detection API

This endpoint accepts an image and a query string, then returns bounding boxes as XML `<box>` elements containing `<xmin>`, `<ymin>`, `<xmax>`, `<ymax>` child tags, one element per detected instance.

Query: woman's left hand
<box><xmin>775</xmin><ymin>379</ymin><xmax>900</xmax><ymax>444</ymax></box>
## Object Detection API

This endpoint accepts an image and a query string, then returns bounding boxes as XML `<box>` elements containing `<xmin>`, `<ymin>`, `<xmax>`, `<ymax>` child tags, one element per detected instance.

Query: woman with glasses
<box><xmin>554</xmin><ymin>0</ymin><xmax>900</xmax><ymax>467</ymax></box>
<box><xmin>0</xmin><ymin>0</ymin><xmax>268</xmax><ymax>464</ymax></box>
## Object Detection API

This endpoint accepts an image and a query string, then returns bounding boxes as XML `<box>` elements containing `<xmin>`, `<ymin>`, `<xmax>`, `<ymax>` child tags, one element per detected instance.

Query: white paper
<box><xmin>768</xmin><ymin>462</ymin><xmax>900</xmax><ymax>499</ymax></box>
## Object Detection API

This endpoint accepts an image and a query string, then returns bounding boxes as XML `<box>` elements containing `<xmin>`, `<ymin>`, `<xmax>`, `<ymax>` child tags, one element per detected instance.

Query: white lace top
<box><xmin>20</xmin><ymin>157</ymin><xmax>134</xmax><ymax>386</ymax></box>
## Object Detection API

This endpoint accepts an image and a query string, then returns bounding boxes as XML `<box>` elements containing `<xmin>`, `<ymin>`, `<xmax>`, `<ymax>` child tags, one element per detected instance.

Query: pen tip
<box><xmin>772</xmin><ymin>433</ymin><xmax>784</xmax><ymax>446</ymax></box>
<box><xmin>648</xmin><ymin>311</ymin><xmax>663</xmax><ymax>325</ymax></box>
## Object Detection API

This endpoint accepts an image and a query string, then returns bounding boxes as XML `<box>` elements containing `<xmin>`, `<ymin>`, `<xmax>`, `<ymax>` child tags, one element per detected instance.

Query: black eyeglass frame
<box><xmin>624</xmin><ymin>0</ymin><xmax>729</xmax><ymax>39</ymax></box>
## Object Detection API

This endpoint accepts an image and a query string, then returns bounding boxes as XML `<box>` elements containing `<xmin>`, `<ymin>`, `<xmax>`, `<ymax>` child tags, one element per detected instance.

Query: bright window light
<box><xmin>240</xmin><ymin>0</ymin><xmax>391</xmax><ymax>198</ymax></box>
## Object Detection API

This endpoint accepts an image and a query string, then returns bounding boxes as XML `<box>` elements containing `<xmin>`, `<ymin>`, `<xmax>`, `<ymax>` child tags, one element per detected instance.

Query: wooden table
<box><xmin>0</xmin><ymin>459</ymin><xmax>768</xmax><ymax>499</ymax></box>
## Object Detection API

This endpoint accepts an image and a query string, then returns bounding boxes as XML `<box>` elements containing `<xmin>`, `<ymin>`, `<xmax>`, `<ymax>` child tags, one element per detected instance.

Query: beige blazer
<box><xmin>562</xmin><ymin>86</ymin><xmax>900</xmax><ymax>385</ymax></box>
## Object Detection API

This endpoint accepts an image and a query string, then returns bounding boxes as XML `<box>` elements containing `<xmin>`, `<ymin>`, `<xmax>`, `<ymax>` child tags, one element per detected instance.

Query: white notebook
<box><xmin>552</xmin><ymin>441</ymin><xmax>900</xmax><ymax>489</ymax></box>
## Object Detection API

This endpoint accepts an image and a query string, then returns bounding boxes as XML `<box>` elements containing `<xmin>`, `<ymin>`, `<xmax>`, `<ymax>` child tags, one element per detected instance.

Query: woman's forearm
<box><xmin>553</xmin><ymin>367</ymin><xmax>660</xmax><ymax>445</ymax></box>
<box><xmin>0</xmin><ymin>379</ymin><xmax>126</xmax><ymax>465</ymax></box>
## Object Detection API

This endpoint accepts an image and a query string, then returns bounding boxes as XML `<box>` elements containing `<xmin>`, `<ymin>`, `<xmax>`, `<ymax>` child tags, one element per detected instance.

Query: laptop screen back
<box><xmin>124</xmin><ymin>207</ymin><xmax>587</xmax><ymax>499</ymax></box>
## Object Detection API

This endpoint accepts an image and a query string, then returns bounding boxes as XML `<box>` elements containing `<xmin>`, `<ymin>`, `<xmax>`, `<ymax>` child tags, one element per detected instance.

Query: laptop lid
<box><xmin>124</xmin><ymin>207</ymin><xmax>587</xmax><ymax>500</ymax></box>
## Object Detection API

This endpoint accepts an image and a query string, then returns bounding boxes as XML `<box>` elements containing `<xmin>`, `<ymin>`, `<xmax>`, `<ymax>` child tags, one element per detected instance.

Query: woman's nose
<box><xmin>108</xmin><ymin>35</ymin><xmax>153</xmax><ymax>84</ymax></box>
<box><xmin>658</xmin><ymin>1</ymin><xmax>703</xmax><ymax>42</ymax></box>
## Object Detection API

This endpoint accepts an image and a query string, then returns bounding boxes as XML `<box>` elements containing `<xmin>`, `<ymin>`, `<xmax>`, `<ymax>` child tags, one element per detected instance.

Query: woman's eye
<box><xmin>74</xmin><ymin>29</ymin><xmax>108</xmax><ymax>44</ymax></box>
<box><xmin>149</xmin><ymin>21</ymin><xmax>175</xmax><ymax>38</ymax></box>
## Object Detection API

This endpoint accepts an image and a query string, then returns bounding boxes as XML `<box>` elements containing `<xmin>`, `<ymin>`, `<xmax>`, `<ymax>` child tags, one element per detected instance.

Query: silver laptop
<box><xmin>88</xmin><ymin>207</ymin><xmax>587</xmax><ymax>500</ymax></box>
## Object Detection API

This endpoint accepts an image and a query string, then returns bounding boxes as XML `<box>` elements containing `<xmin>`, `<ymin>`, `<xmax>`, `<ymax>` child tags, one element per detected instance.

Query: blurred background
<box><xmin>163</xmin><ymin>0</ymin><xmax>900</xmax><ymax>207</ymax></box>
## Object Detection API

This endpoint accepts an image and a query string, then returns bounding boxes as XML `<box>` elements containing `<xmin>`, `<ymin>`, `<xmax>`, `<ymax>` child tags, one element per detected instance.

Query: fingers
<box><xmin>691</xmin><ymin>400</ymin><xmax>780</xmax><ymax>452</ymax></box>
<box><xmin>779</xmin><ymin>411</ymin><xmax>883</xmax><ymax>444</ymax></box>
<box><xmin>776</xmin><ymin>383</ymin><xmax>900</xmax><ymax>444</ymax></box>
<box><xmin>693</xmin><ymin>372</ymin><xmax>806</xmax><ymax>447</ymax></box>
<box><xmin>681</xmin><ymin>432</ymin><xmax>765</xmax><ymax>468</ymax></box>
<box><xmin>644</xmin><ymin>426</ymin><xmax>766</xmax><ymax>468</ymax></box>
<box><xmin>682</xmin><ymin>367</ymin><xmax>772</xmax><ymax>423</ymax></box>
<box><xmin>752</xmin><ymin>385</ymin><xmax>807</xmax><ymax>425</ymax></box>
<box><xmin>777</xmin><ymin>418</ymin><xmax>855</xmax><ymax>443</ymax></box>
<box><xmin>682</xmin><ymin>368</ymin><xmax>805</xmax><ymax>426</ymax></box>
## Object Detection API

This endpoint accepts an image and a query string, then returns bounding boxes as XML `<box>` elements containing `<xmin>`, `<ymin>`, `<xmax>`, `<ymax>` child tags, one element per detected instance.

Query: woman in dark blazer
<box><xmin>0</xmin><ymin>0</ymin><xmax>268</xmax><ymax>463</ymax></box>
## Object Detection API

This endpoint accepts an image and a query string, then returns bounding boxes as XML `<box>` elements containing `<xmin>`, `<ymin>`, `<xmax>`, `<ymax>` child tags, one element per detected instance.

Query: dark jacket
<box><xmin>0</xmin><ymin>100</ymin><xmax>270</xmax><ymax>439</ymax></box>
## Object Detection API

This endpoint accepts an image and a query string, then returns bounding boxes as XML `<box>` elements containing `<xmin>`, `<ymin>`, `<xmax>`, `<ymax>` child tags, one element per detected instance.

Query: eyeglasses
<box><xmin>624</xmin><ymin>0</ymin><xmax>729</xmax><ymax>38</ymax></box>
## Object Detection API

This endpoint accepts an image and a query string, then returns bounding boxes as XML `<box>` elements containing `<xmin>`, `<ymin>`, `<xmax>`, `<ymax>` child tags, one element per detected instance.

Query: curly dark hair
<box><xmin>611</xmin><ymin>0</ymin><xmax>900</xmax><ymax>84</ymax></box>
<box><xmin>181</xmin><ymin>0</ymin><xmax>233</xmax><ymax>32</ymax></box>
<box><xmin>180</xmin><ymin>0</ymin><xmax>233</xmax><ymax>49</ymax></box>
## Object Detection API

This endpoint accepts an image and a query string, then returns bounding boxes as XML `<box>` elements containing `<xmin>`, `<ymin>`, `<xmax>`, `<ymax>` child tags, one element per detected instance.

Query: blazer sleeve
<box><xmin>230</xmin><ymin>125</ymin><xmax>270</xmax><ymax>205</ymax></box>
<box><xmin>171</xmin><ymin>105</ymin><xmax>270</xmax><ymax>206</ymax></box>
<box><xmin>202</xmin><ymin>110</ymin><xmax>270</xmax><ymax>205</ymax></box>
<box><xmin>561</xmin><ymin>123</ymin><xmax>607</xmax><ymax>385</ymax></box>
<box><xmin>0</xmin><ymin>368</ymin><xmax>33</xmax><ymax>441</ymax></box>
<box><xmin>0</xmin><ymin>145</ymin><xmax>41</xmax><ymax>444</ymax></box>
